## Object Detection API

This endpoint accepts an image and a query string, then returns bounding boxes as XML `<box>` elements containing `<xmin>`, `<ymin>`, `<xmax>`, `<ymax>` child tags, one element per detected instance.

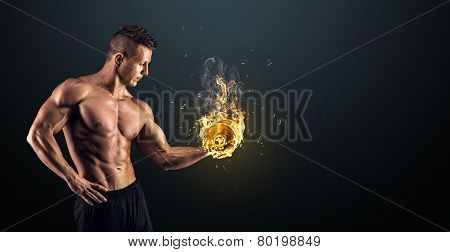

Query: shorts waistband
<box><xmin>102</xmin><ymin>180</ymin><xmax>141</xmax><ymax>197</ymax></box>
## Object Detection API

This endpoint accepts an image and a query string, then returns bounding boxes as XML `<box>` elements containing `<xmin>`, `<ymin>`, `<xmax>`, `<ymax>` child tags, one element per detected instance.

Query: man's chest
<box><xmin>76</xmin><ymin>96</ymin><xmax>148</xmax><ymax>139</ymax></box>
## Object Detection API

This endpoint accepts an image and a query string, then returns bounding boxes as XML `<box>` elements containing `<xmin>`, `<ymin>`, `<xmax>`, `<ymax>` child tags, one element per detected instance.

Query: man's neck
<box><xmin>92</xmin><ymin>62</ymin><xmax>129</xmax><ymax>99</ymax></box>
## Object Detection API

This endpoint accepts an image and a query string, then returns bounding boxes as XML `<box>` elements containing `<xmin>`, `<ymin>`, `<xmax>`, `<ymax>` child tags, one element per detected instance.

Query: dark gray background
<box><xmin>1</xmin><ymin>0</ymin><xmax>449</xmax><ymax>231</ymax></box>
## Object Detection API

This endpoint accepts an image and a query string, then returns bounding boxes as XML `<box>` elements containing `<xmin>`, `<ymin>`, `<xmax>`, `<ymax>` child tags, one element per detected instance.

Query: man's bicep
<box><xmin>31</xmin><ymin>97</ymin><xmax>72</xmax><ymax>134</ymax></box>
<box><xmin>137</xmin><ymin>118</ymin><xmax>170</xmax><ymax>153</ymax></box>
<box><xmin>31</xmin><ymin>80</ymin><xmax>88</xmax><ymax>134</ymax></box>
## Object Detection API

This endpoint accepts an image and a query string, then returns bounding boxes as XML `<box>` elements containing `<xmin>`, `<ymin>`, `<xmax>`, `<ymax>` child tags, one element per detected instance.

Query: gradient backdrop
<box><xmin>1</xmin><ymin>0</ymin><xmax>449</xmax><ymax>231</ymax></box>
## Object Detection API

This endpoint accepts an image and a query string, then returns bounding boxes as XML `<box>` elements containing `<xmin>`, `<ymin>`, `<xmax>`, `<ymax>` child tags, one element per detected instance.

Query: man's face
<box><xmin>118</xmin><ymin>44</ymin><xmax>153</xmax><ymax>87</ymax></box>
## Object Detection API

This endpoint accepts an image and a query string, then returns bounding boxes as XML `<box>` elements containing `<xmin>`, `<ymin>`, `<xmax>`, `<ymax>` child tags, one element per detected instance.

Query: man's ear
<box><xmin>114</xmin><ymin>53</ymin><xmax>125</xmax><ymax>67</ymax></box>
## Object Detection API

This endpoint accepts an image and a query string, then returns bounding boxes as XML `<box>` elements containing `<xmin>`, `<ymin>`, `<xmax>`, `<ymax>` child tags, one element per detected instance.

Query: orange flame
<box><xmin>198</xmin><ymin>75</ymin><xmax>245</xmax><ymax>159</ymax></box>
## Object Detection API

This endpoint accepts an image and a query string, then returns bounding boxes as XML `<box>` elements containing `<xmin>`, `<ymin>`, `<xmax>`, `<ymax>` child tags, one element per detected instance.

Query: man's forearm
<box><xmin>160</xmin><ymin>147</ymin><xmax>209</xmax><ymax>171</ymax></box>
<box><xmin>27</xmin><ymin>128</ymin><xmax>77</xmax><ymax>182</ymax></box>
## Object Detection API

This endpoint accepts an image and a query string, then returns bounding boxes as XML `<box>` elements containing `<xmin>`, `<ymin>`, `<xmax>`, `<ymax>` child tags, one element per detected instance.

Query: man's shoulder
<box><xmin>52</xmin><ymin>78</ymin><xmax>93</xmax><ymax>106</ymax></box>
<box><xmin>129</xmin><ymin>98</ymin><xmax>150</xmax><ymax>111</ymax></box>
<box><xmin>54</xmin><ymin>77</ymin><xmax>93</xmax><ymax>93</ymax></box>
<box><xmin>131</xmin><ymin>98</ymin><xmax>154</xmax><ymax>120</ymax></box>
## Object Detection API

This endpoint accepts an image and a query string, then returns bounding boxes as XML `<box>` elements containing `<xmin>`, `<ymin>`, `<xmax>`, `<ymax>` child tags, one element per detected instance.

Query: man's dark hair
<box><xmin>107</xmin><ymin>25</ymin><xmax>157</xmax><ymax>59</ymax></box>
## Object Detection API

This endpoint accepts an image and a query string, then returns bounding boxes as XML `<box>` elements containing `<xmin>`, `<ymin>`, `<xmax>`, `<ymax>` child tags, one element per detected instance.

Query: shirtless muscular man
<box><xmin>27</xmin><ymin>25</ymin><xmax>209</xmax><ymax>231</ymax></box>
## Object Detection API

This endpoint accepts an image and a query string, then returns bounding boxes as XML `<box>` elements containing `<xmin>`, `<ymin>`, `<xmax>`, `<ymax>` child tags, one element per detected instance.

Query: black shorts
<box><xmin>74</xmin><ymin>180</ymin><xmax>153</xmax><ymax>232</ymax></box>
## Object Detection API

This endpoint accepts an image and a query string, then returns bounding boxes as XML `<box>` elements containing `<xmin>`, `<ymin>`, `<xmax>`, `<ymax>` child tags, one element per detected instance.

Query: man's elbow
<box><xmin>151</xmin><ymin>150</ymin><xmax>175</xmax><ymax>171</ymax></box>
<box><xmin>26</xmin><ymin>127</ymin><xmax>47</xmax><ymax>147</ymax></box>
<box><xmin>158</xmin><ymin>160</ymin><xmax>191</xmax><ymax>171</ymax></box>
<box><xmin>155</xmin><ymin>156</ymin><xmax>179</xmax><ymax>171</ymax></box>
<box><xmin>26</xmin><ymin>128</ymin><xmax>36</xmax><ymax>146</ymax></box>
<box><xmin>158</xmin><ymin>160</ymin><xmax>174</xmax><ymax>171</ymax></box>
